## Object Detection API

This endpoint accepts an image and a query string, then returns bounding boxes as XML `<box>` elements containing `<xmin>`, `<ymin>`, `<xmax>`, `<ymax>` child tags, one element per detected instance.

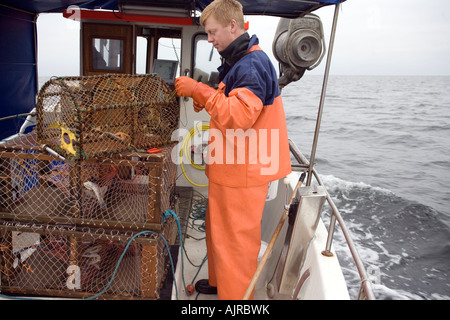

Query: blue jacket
<box><xmin>204</xmin><ymin>35</ymin><xmax>292</xmax><ymax>187</ymax></box>
<box><xmin>220</xmin><ymin>35</ymin><xmax>281</xmax><ymax>106</ymax></box>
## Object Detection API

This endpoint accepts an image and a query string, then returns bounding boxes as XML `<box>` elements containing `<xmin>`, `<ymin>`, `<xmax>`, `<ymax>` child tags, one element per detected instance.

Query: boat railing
<box><xmin>289</xmin><ymin>139</ymin><xmax>376</xmax><ymax>300</ymax></box>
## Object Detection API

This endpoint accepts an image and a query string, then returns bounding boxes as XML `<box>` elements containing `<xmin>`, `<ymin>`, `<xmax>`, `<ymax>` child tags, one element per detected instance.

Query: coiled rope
<box><xmin>179</xmin><ymin>123</ymin><xmax>210</xmax><ymax>188</ymax></box>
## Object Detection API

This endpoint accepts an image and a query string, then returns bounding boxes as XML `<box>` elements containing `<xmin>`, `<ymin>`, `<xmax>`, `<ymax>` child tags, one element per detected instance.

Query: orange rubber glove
<box><xmin>175</xmin><ymin>76</ymin><xmax>198</xmax><ymax>97</ymax></box>
<box><xmin>175</xmin><ymin>76</ymin><xmax>216</xmax><ymax>106</ymax></box>
<box><xmin>193</xmin><ymin>101</ymin><xmax>204</xmax><ymax>113</ymax></box>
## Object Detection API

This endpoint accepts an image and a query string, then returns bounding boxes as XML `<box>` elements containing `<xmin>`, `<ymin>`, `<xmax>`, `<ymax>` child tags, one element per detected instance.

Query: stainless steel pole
<box><xmin>307</xmin><ymin>3</ymin><xmax>341</xmax><ymax>186</ymax></box>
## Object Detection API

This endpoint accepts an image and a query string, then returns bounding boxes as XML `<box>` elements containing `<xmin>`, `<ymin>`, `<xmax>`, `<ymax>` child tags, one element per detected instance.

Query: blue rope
<box><xmin>86</xmin><ymin>209</ymin><xmax>187</xmax><ymax>300</ymax></box>
<box><xmin>84</xmin><ymin>228</ymin><xmax>177</xmax><ymax>300</ymax></box>
<box><xmin>162</xmin><ymin>209</ymin><xmax>188</xmax><ymax>295</ymax></box>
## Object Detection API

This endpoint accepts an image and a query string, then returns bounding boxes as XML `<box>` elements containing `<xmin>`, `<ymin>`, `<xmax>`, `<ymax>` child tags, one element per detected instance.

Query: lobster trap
<box><xmin>0</xmin><ymin>72</ymin><xmax>184</xmax><ymax>299</ymax></box>
<box><xmin>0</xmin><ymin>218</ymin><xmax>175</xmax><ymax>299</ymax></box>
<box><xmin>0</xmin><ymin>134</ymin><xmax>177</xmax><ymax>230</ymax></box>
<box><xmin>36</xmin><ymin>74</ymin><xmax>179</xmax><ymax>160</ymax></box>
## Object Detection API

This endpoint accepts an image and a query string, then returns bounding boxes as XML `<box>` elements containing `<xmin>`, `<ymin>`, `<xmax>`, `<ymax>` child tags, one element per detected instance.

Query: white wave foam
<box><xmin>372</xmin><ymin>284</ymin><xmax>426</xmax><ymax>300</ymax></box>
<box><xmin>317</xmin><ymin>174</ymin><xmax>394</xmax><ymax>196</ymax></box>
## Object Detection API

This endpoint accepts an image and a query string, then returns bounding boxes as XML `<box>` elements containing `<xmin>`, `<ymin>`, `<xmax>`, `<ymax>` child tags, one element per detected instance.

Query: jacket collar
<box><xmin>219</xmin><ymin>32</ymin><xmax>251</xmax><ymax>68</ymax></box>
<box><xmin>218</xmin><ymin>34</ymin><xmax>259</xmax><ymax>81</ymax></box>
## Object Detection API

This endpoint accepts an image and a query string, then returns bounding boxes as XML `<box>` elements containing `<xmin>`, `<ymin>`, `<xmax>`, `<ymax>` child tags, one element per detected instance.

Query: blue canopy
<box><xmin>0</xmin><ymin>0</ymin><xmax>345</xmax><ymax>16</ymax></box>
<box><xmin>0</xmin><ymin>5</ymin><xmax>38</xmax><ymax>140</ymax></box>
<box><xmin>0</xmin><ymin>0</ymin><xmax>345</xmax><ymax>140</ymax></box>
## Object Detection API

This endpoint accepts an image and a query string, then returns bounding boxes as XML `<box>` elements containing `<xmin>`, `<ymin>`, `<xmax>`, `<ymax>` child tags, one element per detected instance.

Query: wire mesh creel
<box><xmin>0</xmin><ymin>73</ymin><xmax>182</xmax><ymax>299</ymax></box>
<box><xmin>0</xmin><ymin>218</ymin><xmax>175</xmax><ymax>299</ymax></box>
<box><xmin>36</xmin><ymin>74</ymin><xmax>179</xmax><ymax>160</ymax></box>
<box><xmin>0</xmin><ymin>134</ymin><xmax>177</xmax><ymax>229</ymax></box>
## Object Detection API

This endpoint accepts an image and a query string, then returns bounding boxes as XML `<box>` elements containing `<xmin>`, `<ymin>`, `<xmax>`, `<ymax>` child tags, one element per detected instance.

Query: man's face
<box><xmin>203</xmin><ymin>15</ymin><xmax>236</xmax><ymax>53</ymax></box>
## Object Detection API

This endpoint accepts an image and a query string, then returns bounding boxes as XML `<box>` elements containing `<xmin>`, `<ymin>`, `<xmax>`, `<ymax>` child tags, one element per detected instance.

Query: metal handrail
<box><xmin>289</xmin><ymin>140</ymin><xmax>376</xmax><ymax>300</ymax></box>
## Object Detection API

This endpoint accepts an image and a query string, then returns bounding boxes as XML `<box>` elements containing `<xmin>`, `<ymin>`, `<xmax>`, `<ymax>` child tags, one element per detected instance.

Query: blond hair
<box><xmin>200</xmin><ymin>0</ymin><xmax>245</xmax><ymax>30</ymax></box>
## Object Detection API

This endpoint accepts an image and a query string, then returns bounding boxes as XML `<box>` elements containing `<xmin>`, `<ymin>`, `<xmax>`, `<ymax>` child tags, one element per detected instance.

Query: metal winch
<box><xmin>272</xmin><ymin>13</ymin><xmax>326</xmax><ymax>88</ymax></box>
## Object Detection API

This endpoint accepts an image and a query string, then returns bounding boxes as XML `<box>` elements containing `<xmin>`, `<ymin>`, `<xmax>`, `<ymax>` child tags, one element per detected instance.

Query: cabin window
<box><xmin>136</xmin><ymin>36</ymin><xmax>148</xmax><ymax>74</ymax></box>
<box><xmin>135</xmin><ymin>28</ymin><xmax>181</xmax><ymax>79</ymax></box>
<box><xmin>82</xmin><ymin>23</ymin><xmax>132</xmax><ymax>75</ymax></box>
<box><xmin>92</xmin><ymin>38</ymin><xmax>123</xmax><ymax>71</ymax></box>
<box><xmin>157</xmin><ymin>37</ymin><xmax>181</xmax><ymax>62</ymax></box>
<box><xmin>193</xmin><ymin>33</ymin><xmax>221</xmax><ymax>88</ymax></box>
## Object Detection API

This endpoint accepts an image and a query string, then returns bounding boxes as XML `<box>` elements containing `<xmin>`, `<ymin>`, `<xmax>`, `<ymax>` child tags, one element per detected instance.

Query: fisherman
<box><xmin>175</xmin><ymin>0</ymin><xmax>291</xmax><ymax>300</ymax></box>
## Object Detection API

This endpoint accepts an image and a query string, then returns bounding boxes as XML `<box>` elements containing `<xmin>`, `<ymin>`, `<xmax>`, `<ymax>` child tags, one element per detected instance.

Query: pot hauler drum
<box><xmin>272</xmin><ymin>14</ymin><xmax>325</xmax><ymax>88</ymax></box>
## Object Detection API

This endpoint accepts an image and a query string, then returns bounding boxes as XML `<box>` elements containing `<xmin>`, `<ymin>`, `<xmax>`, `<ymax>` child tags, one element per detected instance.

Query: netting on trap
<box><xmin>0</xmin><ymin>218</ymin><xmax>175</xmax><ymax>299</ymax></box>
<box><xmin>36</xmin><ymin>74</ymin><xmax>179</xmax><ymax>160</ymax></box>
<box><xmin>0</xmin><ymin>133</ymin><xmax>177</xmax><ymax>229</ymax></box>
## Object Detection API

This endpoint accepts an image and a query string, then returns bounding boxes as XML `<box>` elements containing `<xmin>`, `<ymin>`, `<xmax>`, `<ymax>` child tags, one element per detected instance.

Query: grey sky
<box><xmin>37</xmin><ymin>0</ymin><xmax>450</xmax><ymax>77</ymax></box>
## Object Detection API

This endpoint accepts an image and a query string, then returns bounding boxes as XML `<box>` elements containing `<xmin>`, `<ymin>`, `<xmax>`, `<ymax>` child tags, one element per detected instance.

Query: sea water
<box><xmin>283</xmin><ymin>75</ymin><xmax>450</xmax><ymax>300</ymax></box>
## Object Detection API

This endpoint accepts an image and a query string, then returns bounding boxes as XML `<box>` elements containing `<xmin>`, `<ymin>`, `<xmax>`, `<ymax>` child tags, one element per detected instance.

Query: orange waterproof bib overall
<box><xmin>199</xmin><ymin>43</ymin><xmax>291</xmax><ymax>299</ymax></box>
